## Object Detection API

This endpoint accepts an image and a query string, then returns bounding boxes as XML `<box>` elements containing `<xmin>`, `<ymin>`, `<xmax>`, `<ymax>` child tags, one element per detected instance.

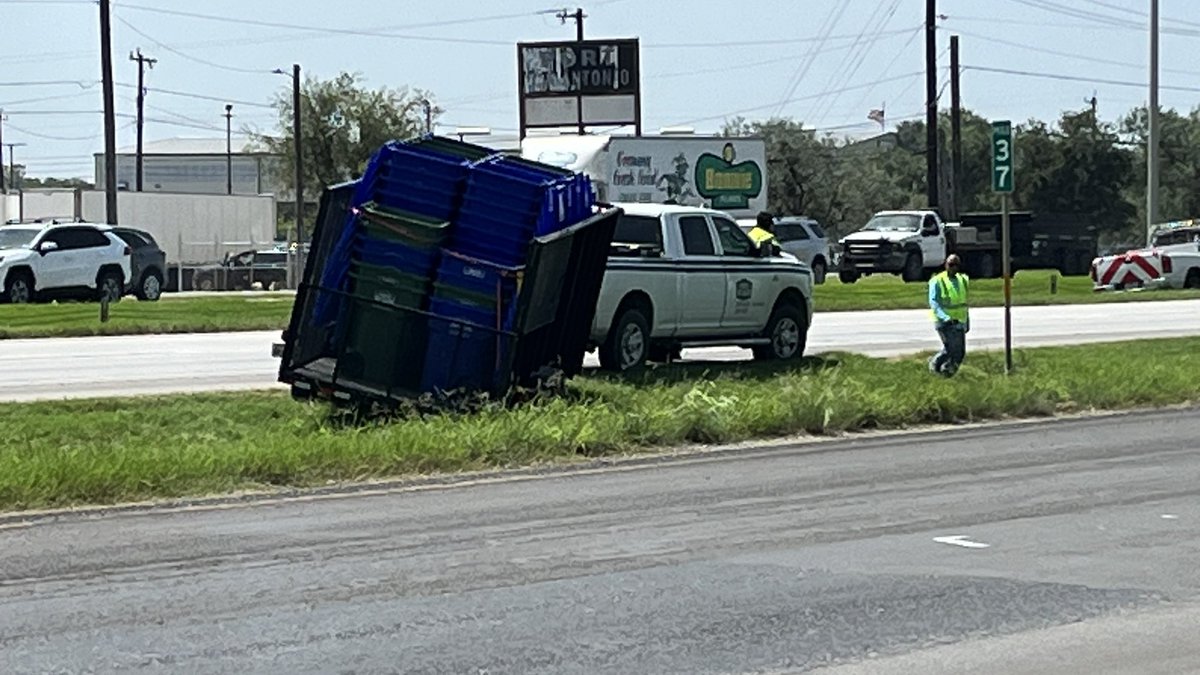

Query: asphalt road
<box><xmin>2</xmin><ymin>409</ymin><xmax>1198</xmax><ymax>674</ymax></box>
<box><xmin>4</xmin><ymin>299</ymin><xmax>1200</xmax><ymax>402</ymax></box>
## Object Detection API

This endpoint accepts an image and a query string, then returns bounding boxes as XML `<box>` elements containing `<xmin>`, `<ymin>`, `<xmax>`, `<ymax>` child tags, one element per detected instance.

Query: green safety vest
<box><xmin>748</xmin><ymin>227</ymin><xmax>777</xmax><ymax>247</ymax></box>
<box><xmin>932</xmin><ymin>271</ymin><xmax>970</xmax><ymax>323</ymax></box>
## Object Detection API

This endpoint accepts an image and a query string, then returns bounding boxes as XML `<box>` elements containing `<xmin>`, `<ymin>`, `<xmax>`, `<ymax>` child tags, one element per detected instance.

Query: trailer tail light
<box><xmin>1162</xmin><ymin>255</ymin><xmax>1173</xmax><ymax>274</ymax></box>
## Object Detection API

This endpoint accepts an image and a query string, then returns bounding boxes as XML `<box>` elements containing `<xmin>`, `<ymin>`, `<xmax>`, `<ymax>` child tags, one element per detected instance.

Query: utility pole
<box><xmin>559</xmin><ymin>7</ymin><xmax>586</xmax><ymax>135</ymax></box>
<box><xmin>292</xmin><ymin>63</ymin><xmax>304</xmax><ymax>280</ymax></box>
<box><xmin>925</xmin><ymin>0</ymin><xmax>939</xmax><ymax>211</ymax></box>
<box><xmin>100</xmin><ymin>0</ymin><xmax>118</xmax><ymax>224</ymax></box>
<box><xmin>4</xmin><ymin>142</ymin><xmax>27</xmax><ymax>220</ymax></box>
<box><xmin>224</xmin><ymin>104</ymin><xmax>233</xmax><ymax>195</ymax></box>
<box><xmin>129</xmin><ymin>48</ymin><xmax>157</xmax><ymax>193</ymax></box>
<box><xmin>420</xmin><ymin>99</ymin><xmax>433</xmax><ymax>134</ymax></box>
<box><xmin>1148</xmin><ymin>0</ymin><xmax>1160</xmax><ymax>235</ymax></box>
<box><xmin>0</xmin><ymin>108</ymin><xmax>6</xmax><ymax>194</ymax></box>
<box><xmin>1088</xmin><ymin>93</ymin><xmax>1098</xmax><ymax>116</ymax></box>
<box><xmin>950</xmin><ymin>35</ymin><xmax>962</xmax><ymax>221</ymax></box>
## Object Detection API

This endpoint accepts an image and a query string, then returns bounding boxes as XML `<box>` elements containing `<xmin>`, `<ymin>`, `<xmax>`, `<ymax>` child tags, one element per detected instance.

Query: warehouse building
<box><xmin>93</xmin><ymin>137</ymin><xmax>284</xmax><ymax>199</ymax></box>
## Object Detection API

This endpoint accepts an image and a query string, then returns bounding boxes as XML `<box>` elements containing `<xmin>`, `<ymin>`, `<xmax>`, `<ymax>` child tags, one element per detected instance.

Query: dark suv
<box><xmin>112</xmin><ymin>227</ymin><xmax>167</xmax><ymax>301</ymax></box>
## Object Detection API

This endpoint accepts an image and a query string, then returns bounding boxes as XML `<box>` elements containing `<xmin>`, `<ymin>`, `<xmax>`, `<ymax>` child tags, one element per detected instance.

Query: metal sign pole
<box><xmin>1001</xmin><ymin>192</ymin><xmax>1013</xmax><ymax>374</ymax></box>
<box><xmin>992</xmin><ymin>120</ymin><xmax>1015</xmax><ymax>374</ymax></box>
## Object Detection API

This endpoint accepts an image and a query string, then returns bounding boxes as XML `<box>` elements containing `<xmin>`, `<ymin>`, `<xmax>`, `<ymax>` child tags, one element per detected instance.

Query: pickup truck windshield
<box><xmin>862</xmin><ymin>214</ymin><xmax>920</xmax><ymax>233</ymax></box>
<box><xmin>0</xmin><ymin>228</ymin><xmax>40</xmax><ymax>249</ymax></box>
<box><xmin>614</xmin><ymin>215</ymin><xmax>663</xmax><ymax>247</ymax></box>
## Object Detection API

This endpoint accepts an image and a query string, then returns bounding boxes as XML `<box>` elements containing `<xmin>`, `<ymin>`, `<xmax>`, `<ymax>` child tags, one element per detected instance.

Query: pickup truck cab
<box><xmin>838</xmin><ymin>210</ymin><xmax>948</xmax><ymax>283</ymax></box>
<box><xmin>592</xmin><ymin>203</ymin><xmax>815</xmax><ymax>371</ymax></box>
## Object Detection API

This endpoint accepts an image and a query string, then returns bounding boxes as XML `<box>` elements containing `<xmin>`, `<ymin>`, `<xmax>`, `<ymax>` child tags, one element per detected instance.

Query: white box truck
<box><xmin>520</xmin><ymin>134</ymin><xmax>769</xmax><ymax>218</ymax></box>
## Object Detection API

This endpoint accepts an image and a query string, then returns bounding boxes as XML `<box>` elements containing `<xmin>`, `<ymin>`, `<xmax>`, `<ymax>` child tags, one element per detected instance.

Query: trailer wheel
<box><xmin>975</xmin><ymin>253</ymin><xmax>997</xmax><ymax>279</ymax></box>
<box><xmin>838</xmin><ymin>270</ymin><xmax>860</xmax><ymax>284</ymax></box>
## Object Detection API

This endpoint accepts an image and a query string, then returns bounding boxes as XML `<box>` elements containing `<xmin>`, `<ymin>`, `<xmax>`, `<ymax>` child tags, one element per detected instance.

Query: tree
<box><xmin>1121</xmin><ymin>105</ymin><xmax>1200</xmax><ymax>242</ymax></box>
<box><xmin>255</xmin><ymin>72</ymin><xmax>438</xmax><ymax>203</ymax></box>
<box><xmin>20</xmin><ymin>176</ymin><xmax>93</xmax><ymax>190</ymax></box>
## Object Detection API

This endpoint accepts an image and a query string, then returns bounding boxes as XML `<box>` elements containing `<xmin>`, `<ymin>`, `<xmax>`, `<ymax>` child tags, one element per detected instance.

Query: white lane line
<box><xmin>932</xmin><ymin>535</ymin><xmax>991</xmax><ymax>549</ymax></box>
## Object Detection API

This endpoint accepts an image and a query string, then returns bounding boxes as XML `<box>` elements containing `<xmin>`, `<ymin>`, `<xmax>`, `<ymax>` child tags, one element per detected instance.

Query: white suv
<box><xmin>0</xmin><ymin>222</ymin><xmax>132</xmax><ymax>304</ymax></box>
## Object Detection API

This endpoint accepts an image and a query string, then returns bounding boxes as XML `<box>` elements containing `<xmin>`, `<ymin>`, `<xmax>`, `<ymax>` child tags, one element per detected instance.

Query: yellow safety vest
<box><xmin>748</xmin><ymin>227</ymin><xmax>777</xmax><ymax>247</ymax></box>
<box><xmin>931</xmin><ymin>271</ymin><xmax>970</xmax><ymax>323</ymax></box>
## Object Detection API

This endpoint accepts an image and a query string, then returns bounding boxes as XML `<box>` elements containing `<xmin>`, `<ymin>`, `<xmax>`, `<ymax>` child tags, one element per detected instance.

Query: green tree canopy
<box><xmin>256</xmin><ymin>72</ymin><xmax>438</xmax><ymax>201</ymax></box>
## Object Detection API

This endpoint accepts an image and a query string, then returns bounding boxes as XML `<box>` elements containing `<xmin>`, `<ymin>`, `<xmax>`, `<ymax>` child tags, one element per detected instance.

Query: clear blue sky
<box><xmin>2</xmin><ymin>0</ymin><xmax>1197</xmax><ymax>178</ymax></box>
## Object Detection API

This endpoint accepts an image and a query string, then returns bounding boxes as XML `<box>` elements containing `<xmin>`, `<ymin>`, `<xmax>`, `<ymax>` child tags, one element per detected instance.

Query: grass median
<box><xmin>2</xmin><ymin>336</ymin><xmax>1198</xmax><ymax>512</ymax></box>
<box><xmin>816</xmin><ymin>269</ymin><xmax>1200</xmax><ymax>312</ymax></box>
<box><xmin>3</xmin><ymin>272</ymin><xmax>1199</xmax><ymax>340</ymax></box>
<box><xmin>0</xmin><ymin>294</ymin><xmax>294</xmax><ymax>339</ymax></box>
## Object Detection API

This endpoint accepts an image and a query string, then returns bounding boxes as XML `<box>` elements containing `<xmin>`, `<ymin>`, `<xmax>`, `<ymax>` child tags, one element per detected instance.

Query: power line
<box><xmin>773</xmin><ymin>2</ymin><xmax>849</xmax><ymax>116</ymax></box>
<box><xmin>964</xmin><ymin>64</ymin><xmax>1200</xmax><ymax>93</ymax></box>
<box><xmin>670</xmin><ymin>71</ymin><xmax>923</xmax><ymax>126</ymax></box>
<box><xmin>810</xmin><ymin>0</ymin><xmax>904</xmax><ymax>125</ymax></box>
<box><xmin>2</xmin><ymin>122</ymin><xmax>102</xmax><ymax>141</ymax></box>
<box><xmin>115</xmin><ymin>17</ymin><xmax>275</xmax><ymax>75</ymax></box>
<box><xmin>651</xmin><ymin>26</ymin><xmax>919</xmax><ymax>49</ymax></box>
<box><xmin>952</xmin><ymin>29</ymin><xmax>1200</xmax><ymax>76</ymax></box>
<box><xmin>112</xmin><ymin>82</ymin><xmax>274</xmax><ymax>109</ymax></box>
<box><xmin>0</xmin><ymin>80</ymin><xmax>100</xmax><ymax>88</ymax></box>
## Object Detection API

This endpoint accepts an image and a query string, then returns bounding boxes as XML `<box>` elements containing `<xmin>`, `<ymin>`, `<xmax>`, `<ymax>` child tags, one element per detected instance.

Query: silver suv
<box><xmin>0</xmin><ymin>222</ymin><xmax>132</xmax><ymax>304</ymax></box>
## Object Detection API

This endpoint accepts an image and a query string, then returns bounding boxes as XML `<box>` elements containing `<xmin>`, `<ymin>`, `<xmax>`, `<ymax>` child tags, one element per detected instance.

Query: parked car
<box><xmin>190</xmin><ymin>248</ymin><xmax>291</xmax><ymax>291</ymax></box>
<box><xmin>594</xmin><ymin>203</ymin><xmax>815</xmax><ymax>370</ymax></box>
<box><xmin>738</xmin><ymin>215</ymin><xmax>831</xmax><ymax>284</ymax></box>
<box><xmin>111</xmin><ymin>227</ymin><xmax>167</xmax><ymax>301</ymax></box>
<box><xmin>0</xmin><ymin>221</ymin><xmax>131</xmax><ymax>304</ymax></box>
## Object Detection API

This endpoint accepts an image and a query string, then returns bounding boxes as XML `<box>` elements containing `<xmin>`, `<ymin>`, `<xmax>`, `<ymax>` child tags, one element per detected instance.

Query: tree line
<box><xmin>724</xmin><ymin>105</ymin><xmax>1200</xmax><ymax>248</ymax></box>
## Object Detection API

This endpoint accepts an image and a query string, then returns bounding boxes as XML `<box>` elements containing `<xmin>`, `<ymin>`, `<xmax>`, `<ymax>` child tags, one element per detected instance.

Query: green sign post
<box><xmin>992</xmin><ymin>120</ymin><xmax>1015</xmax><ymax>373</ymax></box>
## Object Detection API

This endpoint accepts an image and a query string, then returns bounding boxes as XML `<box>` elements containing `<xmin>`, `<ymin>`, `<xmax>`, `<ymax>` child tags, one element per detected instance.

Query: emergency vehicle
<box><xmin>1091</xmin><ymin>221</ymin><xmax>1200</xmax><ymax>291</ymax></box>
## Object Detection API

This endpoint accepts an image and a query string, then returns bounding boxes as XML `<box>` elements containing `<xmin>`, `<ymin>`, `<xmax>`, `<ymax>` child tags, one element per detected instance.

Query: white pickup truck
<box><xmin>591</xmin><ymin>203</ymin><xmax>815</xmax><ymax>371</ymax></box>
<box><xmin>1091</xmin><ymin>223</ymin><xmax>1200</xmax><ymax>290</ymax></box>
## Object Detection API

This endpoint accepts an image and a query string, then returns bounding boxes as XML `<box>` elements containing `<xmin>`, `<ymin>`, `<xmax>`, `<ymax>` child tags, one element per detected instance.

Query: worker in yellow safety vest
<box><xmin>748</xmin><ymin>211</ymin><xmax>778</xmax><ymax>252</ymax></box>
<box><xmin>928</xmin><ymin>253</ymin><xmax>970</xmax><ymax>377</ymax></box>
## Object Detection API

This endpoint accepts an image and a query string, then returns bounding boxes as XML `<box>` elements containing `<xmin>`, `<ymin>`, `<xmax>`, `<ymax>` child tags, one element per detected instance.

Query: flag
<box><xmin>867</xmin><ymin>108</ymin><xmax>885</xmax><ymax>128</ymax></box>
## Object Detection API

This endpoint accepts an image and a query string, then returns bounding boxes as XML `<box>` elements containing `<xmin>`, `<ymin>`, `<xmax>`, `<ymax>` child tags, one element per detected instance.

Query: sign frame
<box><xmin>517</xmin><ymin>38</ymin><xmax>642</xmax><ymax>137</ymax></box>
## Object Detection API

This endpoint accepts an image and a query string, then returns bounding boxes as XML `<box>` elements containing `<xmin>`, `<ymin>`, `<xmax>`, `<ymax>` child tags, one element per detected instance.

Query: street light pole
<box><xmin>292</xmin><ymin>63</ymin><xmax>303</xmax><ymax>282</ymax></box>
<box><xmin>1148</xmin><ymin>0</ymin><xmax>1160</xmax><ymax>238</ymax></box>
<box><xmin>224</xmin><ymin>104</ymin><xmax>233</xmax><ymax>195</ymax></box>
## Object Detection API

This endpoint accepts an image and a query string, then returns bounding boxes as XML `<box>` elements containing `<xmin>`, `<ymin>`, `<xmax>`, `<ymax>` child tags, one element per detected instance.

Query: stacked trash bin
<box><xmin>323</xmin><ymin>135</ymin><xmax>597</xmax><ymax>395</ymax></box>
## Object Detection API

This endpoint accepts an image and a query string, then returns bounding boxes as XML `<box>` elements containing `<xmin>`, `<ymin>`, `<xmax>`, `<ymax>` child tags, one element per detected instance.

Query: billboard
<box><xmin>517</xmin><ymin>39</ymin><xmax>641</xmax><ymax>135</ymax></box>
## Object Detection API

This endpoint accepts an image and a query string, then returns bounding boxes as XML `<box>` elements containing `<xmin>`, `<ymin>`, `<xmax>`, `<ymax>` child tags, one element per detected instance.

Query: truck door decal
<box><xmin>735</xmin><ymin>278</ymin><xmax>753</xmax><ymax>300</ymax></box>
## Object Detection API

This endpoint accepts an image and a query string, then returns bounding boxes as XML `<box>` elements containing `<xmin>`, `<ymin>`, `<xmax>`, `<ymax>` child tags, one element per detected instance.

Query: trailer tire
<box><xmin>975</xmin><ymin>252</ymin><xmax>997</xmax><ymax>279</ymax></box>
<box><xmin>838</xmin><ymin>270</ymin><xmax>860</xmax><ymax>284</ymax></box>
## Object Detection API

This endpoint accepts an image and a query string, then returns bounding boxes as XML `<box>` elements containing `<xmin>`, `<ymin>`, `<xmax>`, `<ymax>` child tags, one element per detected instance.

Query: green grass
<box><xmin>0</xmin><ymin>295</ymin><xmax>294</xmax><ymax>339</ymax></box>
<box><xmin>816</xmin><ymin>269</ymin><xmax>1200</xmax><ymax>312</ymax></box>
<box><xmin>4</xmin><ymin>271</ymin><xmax>1198</xmax><ymax>340</ymax></box>
<box><xmin>2</xmin><ymin>337</ymin><xmax>1198</xmax><ymax>512</ymax></box>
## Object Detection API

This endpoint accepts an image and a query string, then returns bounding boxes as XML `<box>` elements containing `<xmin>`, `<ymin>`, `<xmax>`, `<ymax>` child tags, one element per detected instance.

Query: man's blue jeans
<box><xmin>930</xmin><ymin>321</ymin><xmax>967</xmax><ymax>376</ymax></box>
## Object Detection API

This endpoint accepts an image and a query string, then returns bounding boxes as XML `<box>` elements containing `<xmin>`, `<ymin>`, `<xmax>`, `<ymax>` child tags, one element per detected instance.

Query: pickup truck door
<box><xmin>920</xmin><ymin>214</ymin><xmax>946</xmax><ymax>267</ymax></box>
<box><xmin>673</xmin><ymin>214</ymin><xmax>726</xmax><ymax>335</ymax></box>
<box><xmin>711</xmin><ymin>215</ymin><xmax>777</xmax><ymax>331</ymax></box>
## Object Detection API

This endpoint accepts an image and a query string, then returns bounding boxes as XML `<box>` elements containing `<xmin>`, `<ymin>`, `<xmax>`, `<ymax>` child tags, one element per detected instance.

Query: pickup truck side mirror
<box><xmin>38</xmin><ymin>241</ymin><xmax>59</xmax><ymax>255</ymax></box>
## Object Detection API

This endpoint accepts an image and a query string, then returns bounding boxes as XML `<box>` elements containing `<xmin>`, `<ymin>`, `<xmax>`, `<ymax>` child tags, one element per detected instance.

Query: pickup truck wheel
<box><xmin>753</xmin><ymin>303</ymin><xmax>807</xmax><ymax>362</ymax></box>
<box><xmin>1185</xmin><ymin>269</ymin><xmax>1200</xmax><ymax>289</ymax></box>
<box><xmin>4</xmin><ymin>271</ymin><xmax>34</xmax><ymax>304</ymax></box>
<box><xmin>811</xmin><ymin>259</ymin><xmax>827</xmax><ymax>285</ymax></box>
<box><xmin>902</xmin><ymin>252</ymin><xmax>923</xmax><ymax>282</ymax></box>
<box><xmin>838</xmin><ymin>270</ymin><xmax>859</xmax><ymax>284</ymax></box>
<box><xmin>600</xmin><ymin>307</ymin><xmax>650</xmax><ymax>372</ymax></box>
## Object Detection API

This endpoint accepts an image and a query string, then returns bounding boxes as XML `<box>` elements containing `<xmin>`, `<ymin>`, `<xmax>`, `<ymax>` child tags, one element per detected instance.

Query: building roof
<box><xmin>113</xmin><ymin>136</ymin><xmax>275</xmax><ymax>155</ymax></box>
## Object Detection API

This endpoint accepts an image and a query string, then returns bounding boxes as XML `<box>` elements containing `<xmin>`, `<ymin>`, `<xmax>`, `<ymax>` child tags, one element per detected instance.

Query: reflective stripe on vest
<box><xmin>932</xmin><ymin>271</ymin><xmax>969</xmax><ymax>323</ymax></box>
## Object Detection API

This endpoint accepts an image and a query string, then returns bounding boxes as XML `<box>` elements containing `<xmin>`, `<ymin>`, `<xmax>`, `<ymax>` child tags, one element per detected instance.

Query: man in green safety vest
<box><xmin>928</xmin><ymin>253</ymin><xmax>970</xmax><ymax>376</ymax></box>
<box><xmin>748</xmin><ymin>211</ymin><xmax>778</xmax><ymax>252</ymax></box>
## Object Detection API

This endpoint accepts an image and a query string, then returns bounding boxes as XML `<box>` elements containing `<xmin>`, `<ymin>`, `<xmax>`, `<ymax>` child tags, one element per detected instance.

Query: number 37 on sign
<box><xmin>992</xmin><ymin>120</ymin><xmax>1014</xmax><ymax>193</ymax></box>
